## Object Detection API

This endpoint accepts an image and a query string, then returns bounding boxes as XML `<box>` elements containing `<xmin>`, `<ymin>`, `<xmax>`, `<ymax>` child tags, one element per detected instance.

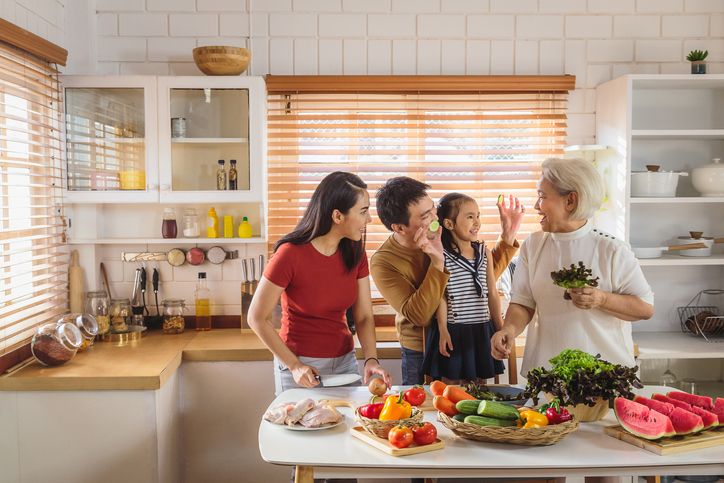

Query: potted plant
<box><xmin>687</xmin><ymin>49</ymin><xmax>708</xmax><ymax>74</ymax></box>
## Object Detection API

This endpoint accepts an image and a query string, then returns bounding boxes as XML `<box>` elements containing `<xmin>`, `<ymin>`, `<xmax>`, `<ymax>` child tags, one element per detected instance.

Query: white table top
<box><xmin>634</xmin><ymin>332</ymin><xmax>724</xmax><ymax>359</ymax></box>
<box><xmin>258</xmin><ymin>385</ymin><xmax>724</xmax><ymax>479</ymax></box>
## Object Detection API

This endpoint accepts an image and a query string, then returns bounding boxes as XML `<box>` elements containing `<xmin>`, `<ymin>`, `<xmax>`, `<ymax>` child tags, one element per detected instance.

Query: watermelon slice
<box><xmin>653</xmin><ymin>393</ymin><xmax>693</xmax><ymax>411</ymax></box>
<box><xmin>669</xmin><ymin>407</ymin><xmax>704</xmax><ymax>435</ymax></box>
<box><xmin>666</xmin><ymin>391</ymin><xmax>713</xmax><ymax>410</ymax></box>
<box><xmin>634</xmin><ymin>395</ymin><xmax>675</xmax><ymax>416</ymax></box>
<box><xmin>687</xmin><ymin>405</ymin><xmax>719</xmax><ymax>429</ymax></box>
<box><xmin>712</xmin><ymin>398</ymin><xmax>724</xmax><ymax>423</ymax></box>
<box><xmin>614</xmin><ymin>397</ymin><xmax>675</xmax><ymax>440</ymax></box>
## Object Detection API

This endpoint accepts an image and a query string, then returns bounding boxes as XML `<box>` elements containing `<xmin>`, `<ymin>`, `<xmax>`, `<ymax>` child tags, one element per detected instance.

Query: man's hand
<box><xmin>568</xmin><ymin>287</ymin><xmax>607</xmax><ymax>310</ymax></box>
<box><xmin>497</xmin><ymin>194</ymin><xmax>524</xmax><ymax>246</ymax></box>
<box><xmin>413</xmin><ymin>225</ymin><xmax>444</xmax><ymax>271</ymax></box>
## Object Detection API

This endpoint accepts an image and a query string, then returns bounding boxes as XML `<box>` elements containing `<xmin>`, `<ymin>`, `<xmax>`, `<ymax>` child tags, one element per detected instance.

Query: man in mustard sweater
<box><xmin>371</xmin><ymin>177</ymin><xmax>524</xmax><ymax>385</ymax></box>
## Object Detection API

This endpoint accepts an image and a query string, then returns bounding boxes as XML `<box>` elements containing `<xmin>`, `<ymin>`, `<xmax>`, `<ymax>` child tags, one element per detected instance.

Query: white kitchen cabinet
<box><xmin>595</xmin><ymin>74</ymin><xmax>724</xmax><ymax>335</ymax></box>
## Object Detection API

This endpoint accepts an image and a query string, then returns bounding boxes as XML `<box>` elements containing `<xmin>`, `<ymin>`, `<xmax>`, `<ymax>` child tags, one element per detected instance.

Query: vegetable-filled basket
<box><xmin>438</xmin><ymin>411</ymin><xmax>579</xmax><ymax>446</ymax></box>
<box><xmin>355</xmin><ymin>407</ymin><xmax>423</xmax><ymax>439</ymax></box>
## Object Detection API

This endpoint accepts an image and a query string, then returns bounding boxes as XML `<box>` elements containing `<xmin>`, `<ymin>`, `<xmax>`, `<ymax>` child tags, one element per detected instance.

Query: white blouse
<box><xmin>510</xmin><ymin>220</ymin><xmax>654</xmax><ymax>376</ymax></box>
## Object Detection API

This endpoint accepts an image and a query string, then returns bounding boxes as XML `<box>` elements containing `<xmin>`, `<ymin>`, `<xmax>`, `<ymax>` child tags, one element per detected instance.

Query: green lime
<box><xmin>497</xmin><ymin>194</ymin><xmax>503</xmax><ymax>204</ymax></box>
<box><xmin>429</xmin><ymin>220</ymin><xmax>440</xmax><ymax>232</ymax></box>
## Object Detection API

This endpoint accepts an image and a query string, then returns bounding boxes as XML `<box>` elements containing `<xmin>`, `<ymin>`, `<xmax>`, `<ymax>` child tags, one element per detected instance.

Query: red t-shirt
<box><xmin>264</xmin><ymin>242</ymin><xmax>369</xmax><ymax>358</ymax></box>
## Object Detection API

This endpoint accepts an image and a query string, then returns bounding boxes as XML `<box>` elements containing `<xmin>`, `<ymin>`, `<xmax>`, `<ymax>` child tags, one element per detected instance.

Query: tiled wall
<box><xmin>0</xmin><ymin>0</ymin><xmax>65</xmax><ymax>46</ymax></box>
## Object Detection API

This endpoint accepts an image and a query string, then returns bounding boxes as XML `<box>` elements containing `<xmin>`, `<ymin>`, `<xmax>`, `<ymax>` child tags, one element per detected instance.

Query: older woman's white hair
<box><xmin>541</xmin><ymin>157</ymin><xmax>606</xmax><ymax>221</ymax></box>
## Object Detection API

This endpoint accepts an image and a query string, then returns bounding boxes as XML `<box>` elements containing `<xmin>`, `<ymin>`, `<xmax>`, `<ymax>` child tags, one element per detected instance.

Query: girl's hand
<box><xmin>568</xmin><ymin>287</ymin><xmax>607</xmax><ymax>310</ymax></box>
<box><xmin>438</xmin><ymin>330</ymin><xmax>454</xmax><ymax>357</ymax></box>
<box><xmin>491</xmin><ymin>328</ymin><xmax>513</xmax><ymax>360</ymax></box>
<box><xmin>364</xmin><ymin>360</ymin><xmax>392</xmax><ymax>388</ymax></box>
<box><xmin>290</xmin><ymin>363</ymin><xmax>320</xmax><ymax>388</ymax></box>
<box><xmin>497</xmin><ymin>194</ymin><xmax>524</xmax><ymax>246</ymax></box>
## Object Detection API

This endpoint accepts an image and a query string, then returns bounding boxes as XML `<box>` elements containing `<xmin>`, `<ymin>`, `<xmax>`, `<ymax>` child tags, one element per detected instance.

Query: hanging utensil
<box><xmin>147</xmin><ymin>267</ymin><xmax>162</xmax><ymax>330</ymax></box>
<box><xmin>140</xmin><ymin>265</ymin><xmax>149</xmax><ymax>316</ymax></box>
<box><xmin>250</xmin><ymin>257</ymin><xmax>257</xmax><ymax>295</ymax></box>
<box><xmin>100</xmin><ymin>262</ymin><xmax>113</xmax><ymax>299</ymax></box>
<box><xmin>259</xmin><ymin>254</ymin><xmax>265</xmax><ymax>279</ymax></box>
<box><xmin>241</xmin><ymin>258</ymin><xmax>251</xmax><ymax>327</ymax></box>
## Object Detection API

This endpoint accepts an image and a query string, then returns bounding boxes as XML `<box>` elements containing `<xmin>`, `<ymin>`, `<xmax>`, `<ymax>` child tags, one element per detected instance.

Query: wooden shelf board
<box><xmin>68</xmin><ymin>237</ymin><xmax>265</xmax><ymax>245</ymax></box>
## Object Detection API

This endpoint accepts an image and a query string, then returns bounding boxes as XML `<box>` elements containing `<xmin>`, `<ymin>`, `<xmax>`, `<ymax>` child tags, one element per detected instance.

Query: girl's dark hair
<box><xmin>437</xmin><ymin>192</ymin><xmax>476</xmax><ymax>255</ymax></box>
<box><xmin>274</xmin><ymin>171</ymin><xmax>367</xmax><ymax>271</ymax></box>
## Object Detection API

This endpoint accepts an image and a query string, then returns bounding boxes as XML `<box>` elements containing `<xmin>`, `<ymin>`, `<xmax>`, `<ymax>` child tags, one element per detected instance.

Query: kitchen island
<box><xmin>260</xmin><ymin>386</ymin><xmax>724</xmax><ymax>482</ymax></box>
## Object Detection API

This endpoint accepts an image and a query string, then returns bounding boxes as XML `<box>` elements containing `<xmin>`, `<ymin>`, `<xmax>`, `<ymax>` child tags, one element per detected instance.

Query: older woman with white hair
<box><xmin>491</xmin><ymin>158</ymin><xmax>654</xmax><ymax>375</ymax></box>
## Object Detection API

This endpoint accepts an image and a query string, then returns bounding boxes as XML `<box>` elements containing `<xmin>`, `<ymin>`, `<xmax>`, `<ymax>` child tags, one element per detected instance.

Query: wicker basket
<box><xmin>544</xmin><ymin>393</ymin><xmax>610</xmax><ymax>422</ymax></box>
<box><xmin>354</xmin><ymin>407</ymin><xmax>423</xmax><ymax>439</ymax></box>
<box><xmin>438</xmin><ymin>411</ymin><xmax>579</xmax><ymax>446</ymax></box>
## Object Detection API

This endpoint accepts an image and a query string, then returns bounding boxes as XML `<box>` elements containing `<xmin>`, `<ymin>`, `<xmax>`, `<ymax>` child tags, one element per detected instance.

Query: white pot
<box><xmin>676</xmin><ymin>236</ymin><xmax>714</xmax><ymax>257</ymax></box>
<box><xmin>630</xmin><ymin>170</ymin><xmax>688</xmax><ymax>197</ymax></box>
<box><xmin>692</xmin><ymin>158</ymin><xmax>724</xmax><ymax>197</ymax></box>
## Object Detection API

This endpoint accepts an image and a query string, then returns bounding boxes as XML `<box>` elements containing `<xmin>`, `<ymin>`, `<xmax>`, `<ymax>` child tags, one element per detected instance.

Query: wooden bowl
<box><xmin>192</xmin><ymin>46</ymin><xmax>250</xmax><ymax>76</ymax></box>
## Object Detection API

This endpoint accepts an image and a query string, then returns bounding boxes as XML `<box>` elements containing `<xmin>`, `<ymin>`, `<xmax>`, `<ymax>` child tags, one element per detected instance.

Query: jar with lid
<box><xmin>86</xmin><ymin>291</ymin><xmax>110</xmax><ymax>335</ymax></box>
<box><xmin>161</xmin><ymin>299</ymin><xmax>186</xmax><ymax>334</ymax></box>
<box><xmin>182</xmin><ymin>208</ymin><xmax>200</xmax><ymax>238</ymax></box>
<box><xmin>58</xmin><ymin>313</ymin><xmax>99</xmax><ymax>351</ymax></box>
<box><xmin>162</xmin><ymin>207</ymin><xmax>178</xmax><ymax>239</ymax></box>
<box><xmin>110</xmin><ymin>298</ymin><xmax>131</xmax><ymax>333</ymax></box>
<box><xmin>30</xmin><ymin>322</ymin><xmax>82</xmax><ymax>366</ymax></box>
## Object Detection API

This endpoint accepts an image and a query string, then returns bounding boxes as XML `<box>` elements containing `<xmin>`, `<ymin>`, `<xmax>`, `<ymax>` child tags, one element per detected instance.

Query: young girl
<box><xmin>422</xmin><ymin>193</ymin><xmax>505</xmax><ymax>383</ymax></box>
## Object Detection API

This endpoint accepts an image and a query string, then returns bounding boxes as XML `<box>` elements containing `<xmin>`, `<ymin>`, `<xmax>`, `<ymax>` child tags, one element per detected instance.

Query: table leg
<box><xmin>294</xmin><ymin>465</ymin><xmax>314</xmax><ymax>483</ymax></box>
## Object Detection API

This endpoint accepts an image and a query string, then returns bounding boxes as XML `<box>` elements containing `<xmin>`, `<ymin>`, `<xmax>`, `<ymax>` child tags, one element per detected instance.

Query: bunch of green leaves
<box><xmin>686</xmin><ymin>49</ymin><xmax>708</xmax><ymax>61</ymax></box>
<box><xmin>551</xmin><ymin>261</ymin><xmax>599</xmax><ymax>293</ymax></box>
<box><xmin>463</xmin><ymin>381</ymin><xmax>520</xmax><ymax>401</ymax></box>
<box><xmin>523</xmin><ymin>349</ymin><xmax>642</xmax><ymax>407</ymax></box>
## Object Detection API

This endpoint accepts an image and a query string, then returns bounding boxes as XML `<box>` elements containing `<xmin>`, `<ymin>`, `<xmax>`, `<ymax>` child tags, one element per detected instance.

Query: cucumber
<box><xmin>477</xmin><ymin>400</ymin><xmax>520</xmax><ymax>420</ymax></box>
<box><xmin>455</xmin><ymin>399</ymin><xmax>482</xmax><ymax>415</ymax></box>
<box><xmin>452</xmin><ymin>413</ymin><xmax>467</xmax><ymax>423</ymax></box>
<box><xmin>464</xmin><ymin>415</ymin><xmax>517</xmax><ymax>427</ymax></box>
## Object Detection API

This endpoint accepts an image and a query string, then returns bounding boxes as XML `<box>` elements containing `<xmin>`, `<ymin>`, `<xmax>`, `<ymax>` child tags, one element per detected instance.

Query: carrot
<box><xmin>430</xmin><ymin>380</ymin><xmax>447</xmax><ymax>397</ymax></box>
<box><xmin>442</xmin><ymin>385</ymin><xmax>476</xmax><ymax>403</ymax></box>
<box><xmin>433</xmin><ymin>396</ymin><xmax>458</xmax><ymax>416</ymax></box>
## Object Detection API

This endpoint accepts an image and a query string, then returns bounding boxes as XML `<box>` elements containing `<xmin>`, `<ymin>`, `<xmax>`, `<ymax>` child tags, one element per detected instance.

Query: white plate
<box><xmin>281</xmin><ymin>418</ymin><xmax>345</xmax><ymax>431</ymax></box>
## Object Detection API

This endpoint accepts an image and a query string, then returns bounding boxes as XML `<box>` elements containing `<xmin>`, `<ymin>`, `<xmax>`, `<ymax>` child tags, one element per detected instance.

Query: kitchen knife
<box><xmin>241</xmin><ymin>258</ymin><xmax>249</xmax><ymax>294</ymax></box>
<box><xmin>250</xmin><ymin>257</ymin><xmax>257</xmax><ymax>294</ymax></box>
<box><xmin>315</xmin><ymin>373</ymin><xmax>361</xmax><ymax>387</ymax></box>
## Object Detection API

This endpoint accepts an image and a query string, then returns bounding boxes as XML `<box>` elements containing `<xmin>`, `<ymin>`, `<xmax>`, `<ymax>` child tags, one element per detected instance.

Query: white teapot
<box><xmin>692</xmin><ymin>158</ymin><xmax>724</xmax><ymax>197</ymax></box>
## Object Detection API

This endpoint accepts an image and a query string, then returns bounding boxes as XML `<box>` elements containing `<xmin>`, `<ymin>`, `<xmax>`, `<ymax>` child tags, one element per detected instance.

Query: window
<box><xmin>0</xmin><ymin>20</ymin><xmax>67</xmax><ymax>369</ymax></box>
<box><xmin>266</xmin><ymin>75</ymin><xmax>574</xmax><ymax>271</ymax></box>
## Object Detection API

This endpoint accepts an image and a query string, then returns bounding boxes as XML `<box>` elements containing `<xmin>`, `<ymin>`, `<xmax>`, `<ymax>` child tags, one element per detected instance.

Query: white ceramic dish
<box><xmin>692</xmin><ymin>158</ymin><xmax>724</xmax><ymax>197</ymax></box>
<box><xmin>676</xmin><ymin>236</ymin><xmax>714</xmax><ymax>257</ymax></box>
<box><xmin>281</xmin><ymin>418</ymin><xmax>345</xmax><ymax>431</ymax></box>
<box><xmin>630</xmin><ymin>170</ymin><xmax>688</xmax><ymax>197</ymax></box>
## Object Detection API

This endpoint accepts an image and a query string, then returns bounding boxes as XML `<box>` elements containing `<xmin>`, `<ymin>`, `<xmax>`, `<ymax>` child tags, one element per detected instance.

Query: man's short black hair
<box><xmin>376</xmin><ymin>177</ymin><xmax>431</xmax><ymax>231</ymax></box>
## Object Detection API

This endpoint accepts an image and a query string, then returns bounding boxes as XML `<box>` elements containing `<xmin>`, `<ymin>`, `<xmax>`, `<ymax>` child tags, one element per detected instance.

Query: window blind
<box><xmin>266</xmin><ymin>75</ymin><xmax>574</xmax><ymax>265</ymax></box>
<box><xmin>0</xmin><ymin>39</ymin><xmax>66</xmax><ymax>362</ymax></box>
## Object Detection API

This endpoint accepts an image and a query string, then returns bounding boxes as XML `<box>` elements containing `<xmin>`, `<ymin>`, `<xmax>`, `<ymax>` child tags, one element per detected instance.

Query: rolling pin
<box><xmin>69</xmin><ymin>250</ymin><xmax>85</xmax><ymax>313</ymax></box>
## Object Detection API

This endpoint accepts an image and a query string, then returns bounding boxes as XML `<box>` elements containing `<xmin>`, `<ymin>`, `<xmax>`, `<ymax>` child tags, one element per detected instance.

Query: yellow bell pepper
<box><xmin>379</xmin><ymin>392</ymin><xmax>412</xmax><ymax>421</ymax></box>
<box><xmin>519</xmin><ymin>409</ymin><xmax>549</xmax><ymax>429</ymax></box>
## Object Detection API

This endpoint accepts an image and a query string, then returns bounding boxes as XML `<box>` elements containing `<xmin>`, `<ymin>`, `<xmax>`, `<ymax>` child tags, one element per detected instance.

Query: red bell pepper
<box><xmin>540</xmin><ymin>398</ymin><xmax>572</xmax><ymax>424</ymax></box>
<box><xmin>358</xmin><ymin>402</ymin><xmax>384</xmax><ymax>419</ymax></box>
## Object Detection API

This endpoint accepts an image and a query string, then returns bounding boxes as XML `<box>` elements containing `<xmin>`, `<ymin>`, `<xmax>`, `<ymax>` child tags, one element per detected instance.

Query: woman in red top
<box><xmin>249</xmin><ymin>172</ymin><xmax>392</xmax><ymax>393</ymax></box>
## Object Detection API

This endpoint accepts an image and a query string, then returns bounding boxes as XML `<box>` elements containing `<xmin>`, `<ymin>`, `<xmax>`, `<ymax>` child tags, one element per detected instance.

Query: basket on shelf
<box><xmin>677</xmin><ymin>289</ymin><xmax>724</xmax><ymax>342</ymax></box>
<box><xmin>438</xmin><ymin>411</ymin><xmax>579</xmax><ymax>446</ymax></box>
<box><xmin>354</xmin><ymin>407</ymin><xmax>423</xmax><ymax>439</ymax></box>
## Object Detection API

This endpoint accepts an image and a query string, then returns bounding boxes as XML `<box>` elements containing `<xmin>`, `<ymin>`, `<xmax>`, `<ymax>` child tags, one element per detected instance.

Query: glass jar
<box><xmin>58</xmin><ymin>313</ymin><xmax>99</xmax><ymax>351</ymax></box>
<box><xmin>86</xmin><ymin>291</ymin><xmax>110</xmax><ymax>335</ymax></box>
<box><xmin>30</xmin><ymin>322</ymin><xmax>82</xmax><ymax>366</ymax></box>
<box><xmin>161</xmin><ymin>299</ymin><xmax>186</xmax><ymax>334</ymax></box>
<box><xmin>162</xmin><ymin>207</ymin><xmax>178</xmax><ymax>239</ymax></box>
<box><xmin>110</xmin><ymin>298</ymin><xmax>131</xmax><ymax>333</ymax></box>
<box><xmin>182</xmin><ymin>208</ymin><xmax>200</xmax><ymax>238</ymax></box>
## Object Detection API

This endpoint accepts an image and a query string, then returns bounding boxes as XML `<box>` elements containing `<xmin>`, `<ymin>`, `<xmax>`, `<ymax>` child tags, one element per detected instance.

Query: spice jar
<box><xmin>30</xmin><ymin>322</ymin><xmax>82</xmax><ymax>366</ymax></box>
<box><xmin>162</xmin><ymin>207</ymin><xmax>178</xmax><ymax>239</ymax></box>
<box><xmin>182</xmin><ymin>208</ymin><xmax>200</xmax><ymax>238</ymax></box>
<box><xmin>161</xmin><ymin>299</ymin><xmax>186</xmax><ymax>334</ymax></box>
<box><xmin>86</xmin><ymin>291</ymin><xmax>110</xmax><ymax>335</ymax></box>
<box><xmin>110</xmin><ymin>298</ymin><xmax>131</xmax><ymax>332</ymax></box>
<box><xmin>58</xmin><ymin>313</ymin><xmax>99</xmax><ymax>351</ymax></box>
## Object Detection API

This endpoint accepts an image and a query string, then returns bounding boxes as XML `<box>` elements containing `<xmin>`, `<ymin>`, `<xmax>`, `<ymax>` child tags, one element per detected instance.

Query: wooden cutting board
<box><xmin>350</xmin><ymin>426</ymin><xmax>445</xmax><ymax>456</ymax></box>
<box><xmin>604</xmin><ymin>425</ymin><xmax>724</xmax><ymax>455</ymax></box>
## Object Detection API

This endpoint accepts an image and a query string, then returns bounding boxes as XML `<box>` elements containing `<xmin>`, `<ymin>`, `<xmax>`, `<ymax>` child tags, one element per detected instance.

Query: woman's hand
<box><xmin>438</xmin><ymin>329</ymin><xmax>453</xmax><ymax>357</ymax></box>
<box><xmin>491</xmin><ymin>327</ymin><xmax>514</xmax><ymax>360</ymax></box>
<box><xmin>497</xmin><ymin>194</ymin><xmax>524</xmax><ymax>246</ymax></box>
<box><xmin>568</xmin><ymin>286</ymin><xmax>608</xmax><ymax>310</ymax></box>
<box><xmin>364</xmin><ymin>360</ymin><xmax>392</xmax><ymax>388</ymax></box>
<box><xmin>290</xmin><ymin>363</ymin><xmax>321</xmax><ymax>388</ymax></box>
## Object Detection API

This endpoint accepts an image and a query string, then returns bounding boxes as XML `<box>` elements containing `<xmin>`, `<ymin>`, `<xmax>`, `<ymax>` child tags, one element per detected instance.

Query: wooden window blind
<box><xmin>0</xmin><ymin>38</ymin><xmax>66</xmax><ymax>366</ymax></box>
<box><xmin>266</xmin><ymin>75</ymin><xmax>574</xmax><ymax>289</ymax></box>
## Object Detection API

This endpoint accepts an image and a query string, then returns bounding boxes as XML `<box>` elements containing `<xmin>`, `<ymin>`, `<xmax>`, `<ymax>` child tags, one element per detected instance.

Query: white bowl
<box><xmin>630</xmin><ymin>171</ymin><xmax>688</xmax><ymax>197</ymax></box>
<box><xmin>676</xmin><ymin>236</ymin><xmax>713</xmax><ymax>257</ymax></box>
<box><xmin>692</xmin><ymin>158</ymin><xmax>724</xmax><ymax>197</ymax></box>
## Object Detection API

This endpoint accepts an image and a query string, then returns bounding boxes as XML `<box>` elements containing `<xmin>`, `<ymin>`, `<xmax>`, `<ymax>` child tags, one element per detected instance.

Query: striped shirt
<box><xmin>444</xmin><ymin>242</ymin><xmax>490</xmax><ymax>325</ymax></box>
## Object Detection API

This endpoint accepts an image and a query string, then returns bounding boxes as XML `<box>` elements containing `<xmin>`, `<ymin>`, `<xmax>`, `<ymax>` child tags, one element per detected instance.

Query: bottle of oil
<box><xmin>194</xmin><ymin>272</ymin><xmax>211</xmax><ymax>331</ymax></box>
<box><xmin>228</xmin><ymin>159</ymin><xmax>238</xmax><ymax>190</ymax></box>
<box><xmin>216</xmin><ymin>159</ymin><xmax>227</xmax><ymax>190</ymax></box>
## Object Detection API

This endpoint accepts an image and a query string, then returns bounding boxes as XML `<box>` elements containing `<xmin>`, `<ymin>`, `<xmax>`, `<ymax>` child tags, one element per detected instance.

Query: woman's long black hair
<box><xmin>437</xmin><ymin>192</ymin><xmax>476</xmax><ymax>255</ymax></box>
<box><xmin>274</xmin><ymin>171</ymin><xmax>367</xmax><ymax>272</ymax></box>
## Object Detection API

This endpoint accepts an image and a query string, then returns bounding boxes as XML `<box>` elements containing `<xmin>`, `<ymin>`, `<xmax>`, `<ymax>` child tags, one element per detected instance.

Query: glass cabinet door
<box><xmin>168</xmin><ymin>88</ymin><xmax>250</xmax><ymax>192</ymax></box>
<box><xmin>65</xmin><ymin>87</ymin><xmax>147</xmax><ymax>192</ymax></box>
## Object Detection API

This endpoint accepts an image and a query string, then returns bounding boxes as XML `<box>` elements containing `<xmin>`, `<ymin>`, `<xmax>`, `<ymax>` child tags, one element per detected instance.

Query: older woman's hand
<box><xmin>364</xmin><ymin>360</ymin><xmax>392</xmax><ymax>388</ymax></box>
<box><xmin>497</xmin><ymin>194</ymin><xmax>524</xmax><ymax>246</ymax></box>
<box><xmin>491</xmin><ymin>327</ymin><xmax>514</xmax><ymax>360</ymax></box>
<box><xmin>568</xmin><ymin>287</ymin><xmax>608</xmax><ymax>310</ymax></box>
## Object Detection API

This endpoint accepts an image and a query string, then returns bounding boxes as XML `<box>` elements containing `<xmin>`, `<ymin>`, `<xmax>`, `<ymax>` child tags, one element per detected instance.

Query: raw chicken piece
<box><xmin>263</xmin><ymin>402</ymin><xmax>294</xmax><ymax>425</ymax></box>
<box><xmin>285</xmin><ymin>398</ymin><xmax>316</xmax><ymax>426</ymax></box>
<box><xmin>299</xmin><ymin>402</ymin><xmax>343</xmax><ymax>428</ymax></box>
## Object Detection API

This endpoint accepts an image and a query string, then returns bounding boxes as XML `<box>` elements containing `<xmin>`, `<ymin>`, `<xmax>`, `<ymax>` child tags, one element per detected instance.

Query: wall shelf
<box><xmin>68</xmin><ymin>237</ymin><xmax>266</xmax><ymax>245</ymax></box>
<box><xmin>171</xmin><ymin>138</ymin><xmax>248</xmax><ymax>144</ymax></box>
<box><xmin>630</xmin><ymin>197</ymin><xmax>724</xmax><ymax>204</ymax></box>
<box><xmin>637</xmin><ymin>254</ymin><xmax>724</xmax><ymax>266</ymax></box>
<box><xmin>631</xmin><ymin>129</ymin><xmax>724</xmax><ymax>139</ymax></box>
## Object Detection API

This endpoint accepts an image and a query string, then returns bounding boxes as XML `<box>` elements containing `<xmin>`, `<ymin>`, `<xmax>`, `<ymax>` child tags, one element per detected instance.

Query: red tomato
<box><xmin>387</xmin><ymin>425</ymin><xmax>413</xmax><ymax>449</ymax></box>
<box><xmin>412</xmin><ymin>422</ymin><xmax>438</xmax><ymax>445</ymax></box>
<box><xmin>404</xmin><ymin>386</ymin><xmax>427</xmax><ymax>406</ymax></box>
